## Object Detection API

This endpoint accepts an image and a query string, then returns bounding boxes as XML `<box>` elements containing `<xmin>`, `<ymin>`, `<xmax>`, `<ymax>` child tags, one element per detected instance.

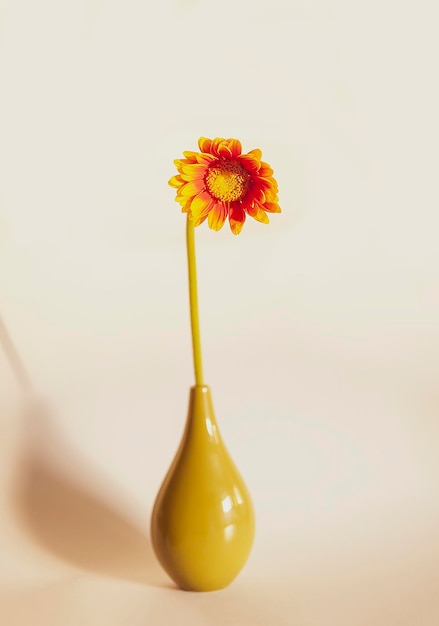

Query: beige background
<box><xmin>1</xmin><ymin>0</ymin><xmax>439</xmax><ymax>624</ymax></box>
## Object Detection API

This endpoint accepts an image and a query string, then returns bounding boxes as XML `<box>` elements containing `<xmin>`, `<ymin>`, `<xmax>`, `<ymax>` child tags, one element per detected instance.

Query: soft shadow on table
<box><xmin>12</xmin><ymin>398</ymin><xmax>168</xmax><ymax>588</ymax></box>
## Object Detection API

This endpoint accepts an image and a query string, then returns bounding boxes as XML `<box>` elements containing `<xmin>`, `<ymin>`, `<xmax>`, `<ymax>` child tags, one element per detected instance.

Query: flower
<box><xmin>169</xmin><ymin>137</ymin><xmax>281</xmax><ymax>235</ymax></box>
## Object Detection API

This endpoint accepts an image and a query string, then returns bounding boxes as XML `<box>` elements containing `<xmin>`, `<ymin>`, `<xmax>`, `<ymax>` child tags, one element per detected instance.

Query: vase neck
<box><xmin>184</xmin><ymin>385</ymin><xmax>221</xmax><ymax>443</ymax></box>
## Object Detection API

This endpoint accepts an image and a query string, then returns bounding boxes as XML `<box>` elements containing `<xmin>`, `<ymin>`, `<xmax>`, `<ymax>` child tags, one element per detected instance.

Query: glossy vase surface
<box><xmin>150</xmin><ymin>385</ymin><xmax>255</xmax><ymax>591</ymax></box>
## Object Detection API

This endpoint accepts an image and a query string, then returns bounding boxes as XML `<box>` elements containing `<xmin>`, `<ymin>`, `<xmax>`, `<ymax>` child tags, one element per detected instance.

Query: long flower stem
<box><xmin>186</xmin><ymin>218</ymin><xmax>204</xmax><ymax>387</ymax></box>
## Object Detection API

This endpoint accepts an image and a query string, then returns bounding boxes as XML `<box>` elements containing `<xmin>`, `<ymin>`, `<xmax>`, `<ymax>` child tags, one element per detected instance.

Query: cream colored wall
<box><xmin>1</xmin><ymin>1</ymin><xmax>438</xmax><ymax>624</ymax></box>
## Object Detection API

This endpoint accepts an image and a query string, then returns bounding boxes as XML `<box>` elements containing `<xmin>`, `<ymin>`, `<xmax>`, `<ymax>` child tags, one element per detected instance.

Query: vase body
<box><xmin>150</xmin><ymin>385</ymin><xmax>255</xmax><ymax>591</ymax></box>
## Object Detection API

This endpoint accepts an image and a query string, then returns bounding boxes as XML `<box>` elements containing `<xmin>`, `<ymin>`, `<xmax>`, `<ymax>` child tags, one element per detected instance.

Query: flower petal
<box><xmin>217</xmin><ymin>142</ymin><xmax>233</xmax><ymax>158</ymax></box>
<box><xmin>239</xmin><ymin>154</ymin><xmax>260</xmax><ymax>171</ymax></box>
<box><xmin>259</xmin><ymin>162</ymin><xmax>274</xmax><ymax>177</ymax></box>
<box><xmin>229</xmin><ymin>204</ymin><xmax>246</xmax><ymax>235</ymax></box>
<box><xmin>190</xmin><ymin>191</ymin><xmax>213</xmax><ymax>219</ymax></box>
<box><xmin>255</xmin><ymin>177</ymin><xmax>277</xmax><ymax>201</ymax></box>
<box><xmin>183</xmin><ymin>151</ymin><xmax>200</xmax><ymax>162</ymax></box>
<box><xmin>192</xmin><ymin>213</ymin><xmax>209</xmax><ymax>227</ymax></box>
<box><xmin>168</xmin><ymin>175</ymin><xmax>184</xmax><ymax>188</ymax></box>
<box><xmin>248</xmin><ymin>148</ymin><xmax>262</xmax><ymax>161</ymax></box>
<box><xmin>248</xmin><ymin>185</ymin><xmax>266</xmax><ymax>204</ymax></box>
<box><xmin>264</xmin><ymin>202</ymin><xmax>282</xmax><ymax>213</ymax></box>
<box><xmin>180</xmin><ymin>199</ymin><xmax>192</xmax><ymax>213</ymax></box>
<box><xmin>180</xmin><ymin>163</ymin><xmax>207</xmax><ymax>179</ymax></box>
<box><xmin>262</xmin><ymin>185</ymin><xmax>278</xmax><ymax>202</ymax></box>
<box><xmin>179</xmin><ymin>180</ymin><xmax>204</xmax><ymax>197</ymax></box>
<box><xmin>228</xmin><ymin>138</ymin><xmax>242</xmax><ymax>157</ymax></box>
<box><xmin>210</xmin><ymin>138</ymin><xmax>225</xmax><ymax>157</ymax></box>
<box><xmin>180</xmin><ymin>163</ymin><xmax>207</xmax><ymax>181</ymax></box>
<box><xmin>176</xmin><ymin>195</ymin><xmax>189</xmax><ymax>208</ymax></box>
<box><xmin>246</xmin><ymin>203</ymin><xmax>269</xmax><ymax>224</ymax></box>
<box><xmin>257</xmin><ymin>176</ymin><xmax>276</xmax><ymax>189</ymax></box>
<box><xmin>174</xmin><ymin>158</ymin><xmax>191</xmax><ymax>168</ymax></box>
<box><xmin>208</xmin><ymin>203</ymin><xmax>228</xmax><ymax>231</ymax></box>
<box><xmin>198</xmin><ymin>137</ymin><xmax>213</xmax><ymax>153</ymax></box>
<box><xmin>196</xmin><ymin>153</ymin><xmax>216</xmax><ymax>165</ymax></box>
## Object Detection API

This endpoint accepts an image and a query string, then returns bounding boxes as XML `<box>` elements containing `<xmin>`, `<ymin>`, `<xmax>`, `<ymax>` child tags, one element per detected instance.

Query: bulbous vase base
<box><xmin>150</xmin><ymin>386</ymin><xmax>255</xmax><ymax>592</ymax></box>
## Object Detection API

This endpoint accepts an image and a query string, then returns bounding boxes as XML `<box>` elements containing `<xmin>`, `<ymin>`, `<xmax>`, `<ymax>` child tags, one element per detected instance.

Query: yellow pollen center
<box><xmin>205</xmin><ymin>160</ymin><xmax>251</xmax><ymax>203</ymax></box>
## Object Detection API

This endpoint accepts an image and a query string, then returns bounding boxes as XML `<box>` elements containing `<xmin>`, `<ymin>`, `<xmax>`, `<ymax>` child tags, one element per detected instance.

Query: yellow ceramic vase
<box><xmin>150</xmin><ymin>385</ymin><xmax>255</xmax><ymax>591</ymax></box>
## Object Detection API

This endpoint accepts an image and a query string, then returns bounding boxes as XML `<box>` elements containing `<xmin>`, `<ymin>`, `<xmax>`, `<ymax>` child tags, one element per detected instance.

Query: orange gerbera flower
<box><xmin>169</xmin><ymin>137</ymin><xmax>281</xmax><ymax>235</ymax></box>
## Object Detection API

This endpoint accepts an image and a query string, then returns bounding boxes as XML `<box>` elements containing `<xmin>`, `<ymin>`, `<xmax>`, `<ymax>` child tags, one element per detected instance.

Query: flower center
<box><xmin>205</xmin><ymin>160</ymin><xmax>251</xmax><ymax>203</ymax></box>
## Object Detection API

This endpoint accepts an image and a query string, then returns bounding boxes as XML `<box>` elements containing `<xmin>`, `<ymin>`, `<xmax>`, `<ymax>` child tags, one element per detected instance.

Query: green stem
<box><xmin>186</xmin><ymin>218</ymin><xmax>204</xmax><ymax>386</ymax></box>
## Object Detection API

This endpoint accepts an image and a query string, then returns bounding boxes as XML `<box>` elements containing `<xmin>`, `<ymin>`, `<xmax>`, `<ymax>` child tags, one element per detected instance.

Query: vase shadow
<box><xmin>13</xmin><ymin>399</ymin><xmax>169</xmax><ymax>588</ymax></box>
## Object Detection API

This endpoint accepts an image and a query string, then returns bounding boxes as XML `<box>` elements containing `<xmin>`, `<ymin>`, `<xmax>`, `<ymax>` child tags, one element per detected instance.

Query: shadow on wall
<box><xmin>13</xmin><ymin>398</ymin><xmax>170</xmax><ymax>587</ymax></box>
<box><xmin>13</xmin><ymin>399</ymin><xmax>169</xmax><ymax>587</ymax></box>
<box><xmin>0</xmin><ymin>313</ymin><xmax>168</xmax><ymax>587</ymax></box>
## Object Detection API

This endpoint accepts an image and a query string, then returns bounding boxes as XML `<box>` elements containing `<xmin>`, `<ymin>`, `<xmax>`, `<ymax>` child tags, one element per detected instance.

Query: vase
<box><xmin>150</xmin><ymin>385</ymin><xmax>255</xmax><ymax>591</ymax></box>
